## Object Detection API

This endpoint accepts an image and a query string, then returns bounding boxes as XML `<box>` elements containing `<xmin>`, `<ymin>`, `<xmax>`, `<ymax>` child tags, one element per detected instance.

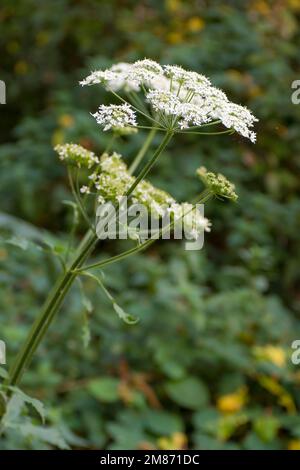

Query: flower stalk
<box><xmin>4</xmin><ymin>130</ymin><xmax>172</xmax><ymax>390</ymax></box>
<box><xmin>1</xmin><ymin>58</ymin><xmax>254</xmax><ymax>416</ymax></box>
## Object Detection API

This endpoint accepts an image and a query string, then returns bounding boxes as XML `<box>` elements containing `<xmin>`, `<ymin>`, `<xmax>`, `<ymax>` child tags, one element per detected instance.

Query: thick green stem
<box><xmin>5</xmin><ymin>230</ymin><xmax>97</xmax><ymax>389</ymax></box>
<box><xmin>4</xmin><ymin>131</ymin><xmax>172</xmax><ymax>391</ymax></box>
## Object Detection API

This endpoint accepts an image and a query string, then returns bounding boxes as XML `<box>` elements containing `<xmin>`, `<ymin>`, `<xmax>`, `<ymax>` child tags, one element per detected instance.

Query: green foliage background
<box><xmin>1</xmin><ymin>0</ymin><xmax>300</xmax><ymax>450</ymax></box>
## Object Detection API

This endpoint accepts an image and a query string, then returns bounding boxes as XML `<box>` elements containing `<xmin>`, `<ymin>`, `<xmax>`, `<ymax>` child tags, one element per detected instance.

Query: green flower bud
<box><xmin>197</xmin><ymin>166</ymin><xmax>238</xmax><ymax>202</ymax></box>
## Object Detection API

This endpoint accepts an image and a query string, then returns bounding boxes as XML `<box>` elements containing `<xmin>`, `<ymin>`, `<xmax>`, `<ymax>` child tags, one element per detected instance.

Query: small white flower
<box><xmin>79</xmin><ymin>70</ymin><xmax>118</xmax><ymax>87</ymax></box>
<box><xmin>146</xmin><ymin>89</ymin><xmax>182</xmax><ymax>115</ymax></box>
<box><xmin>88</xmin><ymin>172</ymin><xmax>98</xmax><ymax>181</ymax></box>
<box><xmin>91</xmin><ymin>103</ymin><xmax>137</xmax><ymax>131</ymax></box>
<box><xmin>80</xmin><ymin>185</ymin><xmax>90</xmax><ymax>194</ymax></box>
<box><xmin>178</xmin><ymin>102</ymin><xmax>212</xmax><ymax>128</ymax></box>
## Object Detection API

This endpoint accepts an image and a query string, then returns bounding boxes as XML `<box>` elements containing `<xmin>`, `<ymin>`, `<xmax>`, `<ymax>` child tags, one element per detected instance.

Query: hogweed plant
<box><xmin>0</xmin><ymin>59</ymin><xmax>257</xmax><ymax>415</ymax></box>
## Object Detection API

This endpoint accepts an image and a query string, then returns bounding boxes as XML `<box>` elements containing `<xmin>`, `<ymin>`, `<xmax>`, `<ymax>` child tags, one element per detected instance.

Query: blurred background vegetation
<box><xmin>1</xmin><ymin>0</ymin><xmax>300</xmax><ymax>450</ymax></box>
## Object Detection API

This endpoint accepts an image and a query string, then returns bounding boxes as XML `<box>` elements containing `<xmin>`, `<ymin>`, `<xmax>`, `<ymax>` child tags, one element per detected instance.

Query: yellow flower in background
<box><xmin>288</xmin><ymin>439</ymin><xmax>300</xmax><ymax>450</ymax></box>
<box><xmin>166</xmin><ymin>32</ymin><xmax>184</xmax><ymax>44</ymax></box>
<box><xmin>252</xmin><ymin>0</ymin><xmax>271</xmax><ymax>15</ymax></box>
<box><xmin>0</xmin><ymin>249</ymin><xmax>8</xmax><ymax>261</ymax></box>
<box><xmin>288</xmin><ymin>0</ymin><xmax>300</xmax><ymax>11</ymax></box>
<box><xmin>58</xmin><ymin>114</ymin><xmax>74</xmax><ymax>129</ymax></box>
<box><xmin>165</xmin><ymin>0</ymin><xmax>181</xmax><ymax>13</ymax></box>
<box><xmin>14</xmin><ymin>60</ymin><xmax>29</xmax><ymax>75</ymax></box>
<box><xmin>186</xmin><ymin>17</ymin><xmax>205</xmax><ymax>32</ymax></box>
<box><xmin>254</xmin><ymin>345</ymin><xmax>286</xmax><ymax>367</ymax></box>
<box><xmin>35</xmin><ymin>31</ymin><xmax>50</xmax><ymax>47</ymax></box>
<box><xmin>217</xmin><ymin>386</ymin><xmax>247</xmax><ymax>414</ymax></box>
<box><xmin>158</xmin><ymin>432</ymin><xmax>187</xmax><ymax>450</ymax></box>
<box><xmin>6</xmin><ymin>41</ymin><xmax>20</xmax><ymax>54</ymax></box>
<box><xmin>248</xmin><ymin>85</ymin><xmax>264</xmax><ymax>98</ymax></box>
<box><xmin>51</xmin><ymin>130</ymin><xmax>65</xmax><ymax>146</ymax></box>
<box><xmin>227</xmin><ymin>69</ymin><xmax>243</xmax><ymax>81</ymax></box>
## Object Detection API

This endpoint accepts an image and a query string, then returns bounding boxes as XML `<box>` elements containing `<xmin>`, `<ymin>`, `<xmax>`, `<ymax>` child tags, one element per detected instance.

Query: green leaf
<box><xmin>143</xmin><ymin>410</ymin><xmax>184</xmax><ymax>436</ymax></box>
<box><xmin>81</xmin><ymin>295</ymin><xmax>93</xmax><ymax>313</ymax></box>
<box><xmin>193</xmin><ymin>408</ymin><xmax>220</xmax><ymax>434</ymax></box>
<box><xmin>253</xmin><ymin>416</ymin><xmax>280</xmax><ymax>443</ymax></box>
<box><xmin>243</xmin><ymin>432</ymin><xmax>282</xmax><ymax>450</ymax></box>
<box><xmin>113</xmin><ymin>302</ymin><xmax>139</xmax><ymax>325</ymax></box>
<box><xmin>9</xmin><ymin>387</ymin><xmax>46</xmax><ymax>424</ymax></box>
<box><xmin>81</xmin><ymin>313</ymin><xmax>91</xmax><ymax>349</ymax></box>
<box><xmin>0</xmin><ymin>366</ymin><xmax>8</xmax><ymax>379</ymax></box>
<box><xmin>217</xmin><ymin>414</ymin><xmax>248</xmax><ymax>441</ymax></box>
<box><xmin>79</xmin><ymin>270</ymin><xmax>139</xmax><ymax>324</ymax></box>
<box><xmin>19</xmin><ymin>423</ymin><xmax>69</xmax><ymax>449</ymax></box>
<box><xmin>6</xmin><ymin>236</ymin><xmax>29</xmax><ymax>250</ymax></box>
<box><xmin>192</xmin><ymin>432</ymin><xmax>240</xmax><ymax>450</ymax></box>
<box><xmin>86</xmin><ymin>377</ymin><xmax>120</xmax><ymax>403</ymax></box>
<box><xmin>1</xmin><ymin>394</ymin><xmax>24</xmax><ymax>427</ymax></box>
<box><xmin>165</xmin><ymin>377</ymin><xmax>210</xmax><ymax>410</ymax></box>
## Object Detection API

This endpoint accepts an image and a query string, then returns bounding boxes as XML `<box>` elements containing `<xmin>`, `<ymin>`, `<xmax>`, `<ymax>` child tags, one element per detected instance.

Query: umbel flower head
<box><xmin>91</xmin><ymin>103</ymin><xmax>137</xmax><ymax>131</ymax></box>
<box><xmin>54</xmin><ymin>143</ymin><xmax>99</xmax><ymax>169</ymax></box>
<box><xmin>81</xmin><ymin>59</ymin><xmax>258</xmax><ymax>142</ymax></box>
<box><xmin>197</xmin><ymin>166</ymin><xmax>238</xmax><ymax>202</ymax></box>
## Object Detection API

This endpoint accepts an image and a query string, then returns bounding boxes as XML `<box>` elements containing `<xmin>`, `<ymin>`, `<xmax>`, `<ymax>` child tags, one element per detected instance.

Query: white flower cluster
<box><xmin>80</xmin><ymin>59</ymin><xmax>162</xmax><ymax>91</ymax></box>
<box><xmin>81</xmin><ymin>59</ymin><xmax>258</xmax><ymax>142</ymax></box>
<box><xmin>91</xmin><ymin>103</ymin><xmax>137</xmax><ymax>131</ymax></box>
<box><xmin>145</xmin><ymin>89</ymin><xmax>182</xmax><ymax>116</ymax></box>
<box><xmin>93</xmin><ymin>152</ymin><xmax>211</xmax><ymax>239</ymax></box>
<box><xmin>164</xmin><ymin>65</ymin><xmax>211</xmax><ymax>91</ymax></box>
<box><xmin>54</xmin><ymin>143</ymin><xmax>99</xmax><ymax>169</ymax></box>
<box><xmin>93</xmin><ymin>152</ymin><xmax>134</xmax><ymax>204</ymax></box>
